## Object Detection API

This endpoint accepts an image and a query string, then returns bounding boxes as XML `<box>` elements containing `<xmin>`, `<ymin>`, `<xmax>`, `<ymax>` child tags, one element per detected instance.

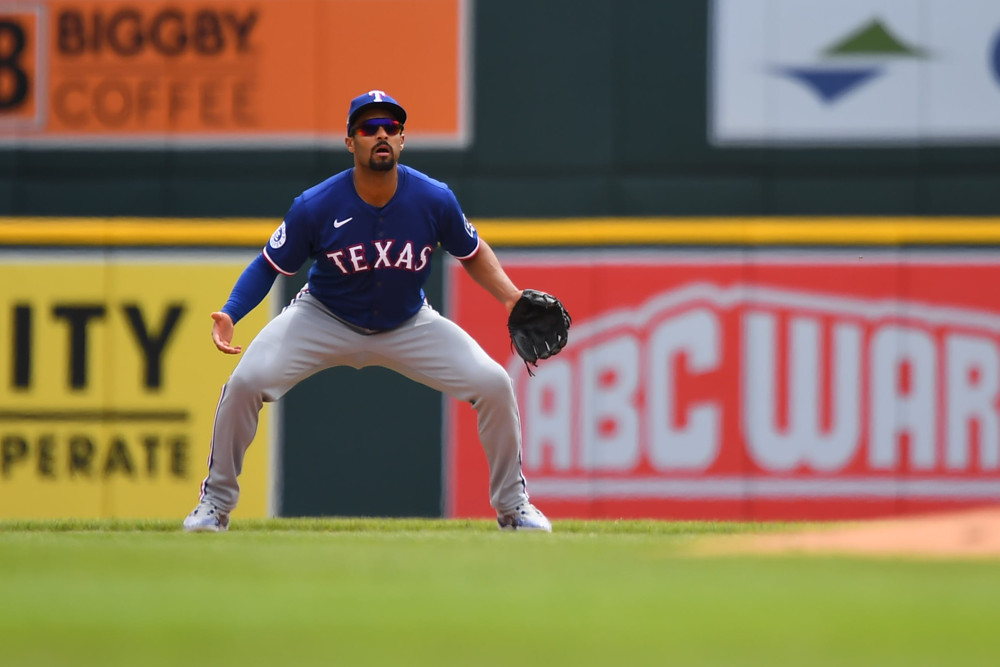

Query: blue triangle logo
<box><xmin>777</xmin><ymin>66</ymin><xmax>883</xmax><ymax>103</ymax></box>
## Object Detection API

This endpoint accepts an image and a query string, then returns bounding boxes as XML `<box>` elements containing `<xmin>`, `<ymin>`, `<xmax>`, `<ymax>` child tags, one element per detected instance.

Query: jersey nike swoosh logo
<box><xmin>333</xmin><ymin>217</ymin><xmax>353</xmax><ymax>228</ymax></box>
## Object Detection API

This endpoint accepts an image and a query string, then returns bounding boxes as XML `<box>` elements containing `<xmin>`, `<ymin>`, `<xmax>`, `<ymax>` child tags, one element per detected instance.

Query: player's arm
<box><xmin>459</xmin><ymin>239</ymin><xmax>522</xmax><ymax>313</ymax></box>
<box><xmin>212</xmin><ymin>253</ymin><xmax>280</xmax><ymax>354</ymax></box>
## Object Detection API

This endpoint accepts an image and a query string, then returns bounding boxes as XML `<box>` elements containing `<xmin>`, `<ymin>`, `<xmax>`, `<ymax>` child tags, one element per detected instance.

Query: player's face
<box><xmin>345</xmin><ymin>109</ymin><xmax>405</xmax><ymax>172</ymax></box>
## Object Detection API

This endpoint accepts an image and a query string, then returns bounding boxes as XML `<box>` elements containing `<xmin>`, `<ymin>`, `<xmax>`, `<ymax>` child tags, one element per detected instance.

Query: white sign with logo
<box><xmin>711</xmin><ymin>0</ymin><xmax>1000</xmax><ymax>145</ymax></box>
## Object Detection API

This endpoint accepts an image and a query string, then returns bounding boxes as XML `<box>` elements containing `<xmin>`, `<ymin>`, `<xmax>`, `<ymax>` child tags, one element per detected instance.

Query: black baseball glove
<box><xmin>507</xmin><ymin>289</ymin><xmax>572</xmax><ymax>375</ymax></box>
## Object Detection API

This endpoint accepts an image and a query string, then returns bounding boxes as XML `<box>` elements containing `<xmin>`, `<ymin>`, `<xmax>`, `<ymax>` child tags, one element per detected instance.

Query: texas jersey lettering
<box><xmin>262</xmin><ymin>165</ymin><xmax>479</xmax><ymax>331</ymax></box>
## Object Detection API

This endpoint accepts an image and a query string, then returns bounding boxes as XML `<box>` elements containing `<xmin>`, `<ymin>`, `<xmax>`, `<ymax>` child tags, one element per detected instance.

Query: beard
<box><xmin>368</xmin><ymin>145</ymin><xmax>396</xmax><ymax>171</ymax></box>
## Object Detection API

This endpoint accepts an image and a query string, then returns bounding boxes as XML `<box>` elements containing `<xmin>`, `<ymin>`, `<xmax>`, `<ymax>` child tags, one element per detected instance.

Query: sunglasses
<box><xmin>352</xmin><ymin>118</ymin><xmax>403</xmax><ymax>137</ymax></box>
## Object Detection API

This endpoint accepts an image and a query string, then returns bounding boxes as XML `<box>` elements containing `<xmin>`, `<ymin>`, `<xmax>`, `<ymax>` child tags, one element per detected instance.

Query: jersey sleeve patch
<box><xmin>269</xmin><ymin>221</ymin><xmax>287</xmax><ymax>248</ymax></box>
<box><xmin>264</xmin><ymin>198</ymin><xmax>314</xmax><ymax>276</ymax></box>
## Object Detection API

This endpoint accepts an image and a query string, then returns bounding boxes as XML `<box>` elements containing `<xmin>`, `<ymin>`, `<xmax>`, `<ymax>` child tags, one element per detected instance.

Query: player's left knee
<box><xmin>477</xmin><ymin>364</ymin><xmax>515</xmax><ymax>402</ymax></box>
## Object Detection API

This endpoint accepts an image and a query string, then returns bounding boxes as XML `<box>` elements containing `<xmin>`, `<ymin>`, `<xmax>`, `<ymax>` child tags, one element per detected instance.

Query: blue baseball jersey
<box><xmin>262</xmin><ymin>165</ymin><xmax>479</xmax><ymax>331</ymax></box>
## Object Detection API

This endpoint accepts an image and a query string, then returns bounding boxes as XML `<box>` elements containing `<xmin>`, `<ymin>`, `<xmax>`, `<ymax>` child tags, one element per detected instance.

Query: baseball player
<box><xmin>183</xmin><ymin>90</ymin><xmax>554</xmax><ymax>532</ymax></box>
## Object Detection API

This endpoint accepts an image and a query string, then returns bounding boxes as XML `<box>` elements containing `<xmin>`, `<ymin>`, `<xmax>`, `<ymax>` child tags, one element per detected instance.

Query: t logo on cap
<box><xmin>347</xmin><ymin>90</ymin><xmax>408</xmax><ymax>134</ymax></box>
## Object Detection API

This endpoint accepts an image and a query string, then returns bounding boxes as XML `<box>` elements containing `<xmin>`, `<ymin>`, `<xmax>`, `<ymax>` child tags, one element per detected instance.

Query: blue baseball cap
<box><xmin>347</xmin><ymin>90</ymin><xmax>407</xmax><ymax>134</ymax></box>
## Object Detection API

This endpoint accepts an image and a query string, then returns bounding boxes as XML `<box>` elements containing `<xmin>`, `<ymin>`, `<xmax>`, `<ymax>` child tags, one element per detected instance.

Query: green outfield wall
<box><xmin>1</xmin><ymin>0</ymin><xmax>999</xmax><ymax>219</ymax></box>
<box><xmin>4</xmin><ymin>0</ymin><xmax>1000</xmax><ymax>519</ymax></box>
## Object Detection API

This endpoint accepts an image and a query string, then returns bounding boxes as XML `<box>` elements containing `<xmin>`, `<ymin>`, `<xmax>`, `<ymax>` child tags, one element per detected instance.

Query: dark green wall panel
<box><xmin>460</xmin><ymin>176</ymin><xmax>614</xmax><ymax>218</ymax></box>
<box><xmin>924</xmin><ymin>177</ymin><xmax>1000</xmax><ymax>215</ymax></box>
<box><xmin>279</xmin><ymin>365</ymin><xmax>444</xmax><ymax>518</ymax></box>
<box><xmin>616</xmin><ymin>177</ymin><xmax>766</xmax><ymax>215</ymax></box>
<box><xmin>769</xmin><ymin>179</ymin><xmax>921</xmax><ymax>216</ymax></box>
<box><xmin>471</xmin><ymin>1</ymin><xmax>617</xmax><ymax>171</ymax></box>
<box><xmin>277</xmin><ymin>255</ymin><xmax>447</xmax><ymax>518</ymax></box>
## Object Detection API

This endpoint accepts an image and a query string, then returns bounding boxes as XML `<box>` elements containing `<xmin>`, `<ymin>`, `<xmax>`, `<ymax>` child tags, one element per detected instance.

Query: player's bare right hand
<box><xmin>211</xmin><ymin>311</ymin><xmax>243</xmax><ymax>354</ymax></box>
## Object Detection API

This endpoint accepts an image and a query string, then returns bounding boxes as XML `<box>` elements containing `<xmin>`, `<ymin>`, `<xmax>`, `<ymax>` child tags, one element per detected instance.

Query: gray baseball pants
<box><xmin>197</xmin><ymin>291</ymin><xmax>529</xmax><ymax>515</ymax></box>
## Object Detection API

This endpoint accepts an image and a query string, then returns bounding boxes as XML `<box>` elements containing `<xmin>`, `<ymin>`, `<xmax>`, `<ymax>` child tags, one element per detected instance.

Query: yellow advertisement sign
<box><xmin>0</xmin><ymin>0</ymin><xmax>469</xmax><ymax>147</ymax></box>
<box><xmin>0</xmin><ymin>252</ymin><xmax>272</xmax><ymax>518</ymax></box>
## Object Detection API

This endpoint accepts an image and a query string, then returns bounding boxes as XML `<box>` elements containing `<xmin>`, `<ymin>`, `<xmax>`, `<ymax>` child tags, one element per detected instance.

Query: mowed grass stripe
<box><xmin>0</xmin><ymin>517</ymin><xmax>790</xmax><ymax>534</ymax></box>
<box><xmin>1</xmin><ymin>519</ymin><xmax>998</xmax><ymax>667</ymax></box>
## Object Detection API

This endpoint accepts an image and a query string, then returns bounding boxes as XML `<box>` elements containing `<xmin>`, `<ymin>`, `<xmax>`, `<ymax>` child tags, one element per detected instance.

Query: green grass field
<box><xmin>2</xmin><ymin>518</ymin><xmax>998</xmax><ymax>666</ymax></box>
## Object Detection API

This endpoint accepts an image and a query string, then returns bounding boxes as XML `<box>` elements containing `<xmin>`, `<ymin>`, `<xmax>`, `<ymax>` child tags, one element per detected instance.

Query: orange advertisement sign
<box><xmin>0</xmin><ymin>0</ymin><xmax>469</xmax><ymax>147</ymax></box>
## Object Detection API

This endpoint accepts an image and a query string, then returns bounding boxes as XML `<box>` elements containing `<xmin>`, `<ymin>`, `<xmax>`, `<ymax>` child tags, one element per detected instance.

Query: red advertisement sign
<box><xmin>445</xmin><ymin>251</ymin><xmax>1000</xmax><ymax>520</ymax></box>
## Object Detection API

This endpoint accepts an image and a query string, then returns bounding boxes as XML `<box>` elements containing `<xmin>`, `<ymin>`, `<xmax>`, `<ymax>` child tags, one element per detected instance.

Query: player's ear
<box><xmin>345</xmin><ymin>135</ymin><xmax>354</xmax><ymax>154</ymax></box>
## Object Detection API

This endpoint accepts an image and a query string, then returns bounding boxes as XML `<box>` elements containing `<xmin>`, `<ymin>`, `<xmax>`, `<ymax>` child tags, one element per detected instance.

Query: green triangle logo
<box><xmin>823</xmin><ymin>19</ymin><xmax>927</xmax><ymax>58</ymax></box>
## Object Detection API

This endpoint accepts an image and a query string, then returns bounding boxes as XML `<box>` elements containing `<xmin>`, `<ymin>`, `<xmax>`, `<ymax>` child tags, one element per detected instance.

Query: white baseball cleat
<box><xmin>183</xmin><ymin>502</ymin><xmax>230</xmax><ymax>532</ymax></box>
<box><xmin>497</xmin><ymin>502</ymin><xmax>552</xmax><ymax>532</ymax></box>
